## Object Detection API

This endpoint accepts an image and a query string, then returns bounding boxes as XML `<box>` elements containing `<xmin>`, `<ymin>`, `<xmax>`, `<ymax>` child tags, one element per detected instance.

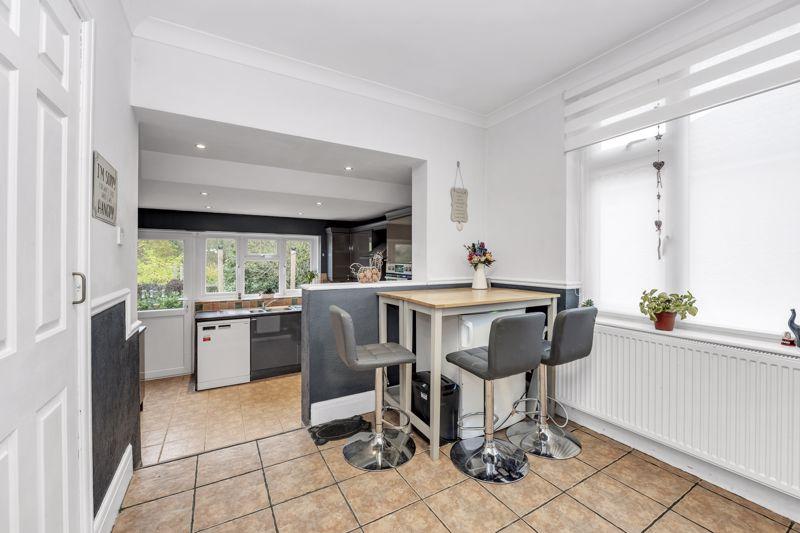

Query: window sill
<box><xmin>597</xmin><ymin>312</ymin><xmax>800</xmax><ymax>360</ymax></box>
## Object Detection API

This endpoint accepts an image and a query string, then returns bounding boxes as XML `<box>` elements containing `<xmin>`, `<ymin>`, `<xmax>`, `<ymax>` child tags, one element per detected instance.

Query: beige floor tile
<box><xmin>481</xmin><ymin>472</ymin><xmax>561</xmax><ymax>517</ymax></box>
<box><xmin>339</xmin><ymin>469</ymin><xmax>419</xmax><ymax>525</ymax></box>
<box><xmin>122</xmin><ymin>456</ymin><xmax>197</xmax><ymax>507</ymax></box>
<box><xmin>263</xmin><ymin>453</ymin><xmax>335</xmax><ymax>504</ymax></box>
<box><xmin>320</xmin><ymin>445</ymin><xmax>365</xmax><ymax>482</ymax></box>
<box><xmin>578</xmin><ymin>427</ymin><xmax>632</xmax><ymax>451</ymax></box>
<box><xmin>673</xmin><ymin>486</ymin><xmax>787</xmax><ymax>533</ymax></box>
<box><xmin>362</xmin><ymin>501</ymin><xmax>447</xmax><ymax>533</ymax></box>
<box><xmin>160</xmin><ymin>436</ymin><xmax>205</xmax><ymax>462</ymax></box>
<box><xmin>257</xmin><ymin>429</ymin><xmax>318</xmax><ymax>467</ymax></box>
<box><xmin>698</xmin><ymin>481</ymin><xmax>791</xmax><ymax>526</ymax></box>
<box><xmin>603</xmin><ymin>454</ymin><xmax>694</xmax><ymax>506</ymax></box>
<box><xmin>629</xmin><ymin>450</ymin><xmax>699</xmax><ymax>482</ymax></box>
<box><xmin>500</xmin><ymin>520</ymin><xmax>536</xmax><ymax>532</ymax></box>
<box><xmin>113</xmin><ymin>490</ymin><xmax>194</xmax><ymax>533</ymax></box>
<box><xmin>140</xmin><ymin>445</ymin><xmax>162</xmax><ymax>467</ymax></box>
<box><xmin>141</xmin><ymin>429</ymin><xmax>166</xmax><ymax>447</ymax></box>
<box><xmin>568</xmin><ymin>473</ymin><xmax>665</xmax><ymax>533</ymax></box>
<box><xmin>202</xmin><ymin>509</ymin><xmax>276</xmax><ymax>533</ymax></box>
<box><xmin>244</xmin><ymin>417</ymin><xmax>283</xmax><ymax>441</ymax></box>
<box><xmin>571</xmin><ymin>430</ymin><xmax>628</xmax><ymax>469</ymax></box>
<box><xmin>524</xmin><ymin>494</ymin><xmax>621</xmax><ymax>533</ymax></box>
<box><xmin>425</xmin><ymin>479</ymin><xmax>516</xmax><ymax>533</ymax></box>
<box><xmin>165</xmin><ymin>424</ymin><xmax>206</xmax><ymax>443</ymax></box>
<box><xmin>647</xmin><ymin>511</ymin><xmax>707</xmax><ymax>533</ymax></box>
<box><xmin>397</xmin><ymin>448</ymin><xmax>466</xmax><ymax>498</ymax></box>
<box><xmin>193</xmin><ymin>471</ymin><xmax>269</xmax><ymax>531</ymax></box>
<box><xmin>205</xmin><ymin>429</ymin><xmax>246</xmax><ymax>451</ymax></box>
<box><xmin>272</xmin><ymin>485</ymin><xmax>358</xmax><ymax>533</ymax></box>
<box><xmin>526</xmin><ymin>454</ymin><xmax>596</xmax><ymax>490</ymax></box>
<box><xmin>197</xmin><ymin>442</ymin><xmax>262</xmax><ymax>487</ymax></box>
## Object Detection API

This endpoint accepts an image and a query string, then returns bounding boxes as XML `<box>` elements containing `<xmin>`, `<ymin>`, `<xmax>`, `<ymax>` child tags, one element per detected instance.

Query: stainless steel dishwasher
<box><xmin>250</xmin><ymin>312</ymin><xmax>301</xmax><ymax>380</ymax></box>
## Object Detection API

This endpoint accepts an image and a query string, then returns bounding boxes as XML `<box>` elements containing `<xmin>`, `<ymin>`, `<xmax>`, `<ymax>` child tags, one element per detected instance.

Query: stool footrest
<box><xmin>457</xmin><ymin>411</ymin><xmax>499</xmax><ymax>430</ymax></box>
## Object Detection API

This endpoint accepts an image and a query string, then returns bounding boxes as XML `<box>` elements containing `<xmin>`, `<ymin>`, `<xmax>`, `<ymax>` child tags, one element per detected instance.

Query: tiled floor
<box><xmin>118</xmin><ymin>415</ymin><xmax>797</xmax><ymax>533</ymax></box>
<box><xmin>140</xmin><ymin>373</ymin><xmax>302</xmax><ymax>465</ymax></box>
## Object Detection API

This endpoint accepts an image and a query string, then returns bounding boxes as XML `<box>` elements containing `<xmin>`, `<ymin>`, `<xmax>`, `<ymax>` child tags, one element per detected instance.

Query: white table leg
<box><xmin>429</xmin><ymin>308</ymin><xmax>443</xmax><ymax>460</ymax></box>
<box><xmin>378</xmin><ymin>297</ymin><xmax>388</xmax><ymax>344</ymax></box>
<box><xmin>398</xmin><ymin>302</ymin><xmax>412</xmax><ymax>430</ymax></box>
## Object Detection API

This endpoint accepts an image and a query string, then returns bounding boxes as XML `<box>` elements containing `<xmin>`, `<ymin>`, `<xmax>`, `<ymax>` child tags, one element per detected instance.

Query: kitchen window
<box><xmin>199</xmin><ymin>234</ymin><xmax>319</xmax><ymax>298</ymax></box>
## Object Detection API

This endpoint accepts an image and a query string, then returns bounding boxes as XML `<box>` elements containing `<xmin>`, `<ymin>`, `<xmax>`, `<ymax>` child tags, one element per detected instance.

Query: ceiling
<box><xmin>137</xmin><ymin>109</ymin><xmax>420</xmax><ymax>220</ymax></box>
<box><xmin>137</xmin><ymin>109</ymin><xmax>419</xmax><ymax>184</ymax></box>
<box><xmin>122</xmin><ymin>0</ymin><xmax>706</xmax><ymax>115</ymax></box>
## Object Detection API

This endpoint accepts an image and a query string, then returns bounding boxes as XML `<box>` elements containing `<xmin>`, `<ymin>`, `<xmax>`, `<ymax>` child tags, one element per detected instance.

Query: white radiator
<box><xmin>555</xmin><ymin>322</ymin><xmax>800</xmax><ymax>499</ymax></box>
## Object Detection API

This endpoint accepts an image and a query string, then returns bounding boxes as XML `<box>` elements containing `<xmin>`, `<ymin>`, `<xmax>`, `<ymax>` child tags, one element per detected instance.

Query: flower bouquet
<box><xmin>465</xmin><ymin>241</ymin><xmax>493</xmax><ymax>289</ymax></box>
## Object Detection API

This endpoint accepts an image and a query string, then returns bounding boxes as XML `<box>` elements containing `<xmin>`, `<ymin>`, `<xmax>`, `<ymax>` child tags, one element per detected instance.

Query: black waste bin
<box><xmin>411</xmin><ymin>371</ymin><xmax>460</xmax><ymax>443</ymax></box>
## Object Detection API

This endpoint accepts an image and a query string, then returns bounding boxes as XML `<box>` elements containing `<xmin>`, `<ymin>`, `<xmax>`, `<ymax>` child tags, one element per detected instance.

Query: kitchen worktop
<box><xmin>195</xmin><ymin>306</ymin><xmax>302</xmax><ymax>322</ymax></box>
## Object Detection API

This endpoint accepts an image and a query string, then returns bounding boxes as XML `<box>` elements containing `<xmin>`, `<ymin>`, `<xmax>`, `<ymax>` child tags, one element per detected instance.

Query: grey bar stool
<box><xmin>329</xmin><ymin>305</ymin><xmax>416</xmax><ymax>470</ymax></box>
<box><xmin>447</xmin><ymin>312</ymin><xmax>547</xmax><ymax>484</ymax></box>
<box><xmin>506</xmin><ymin>307</ymin><xmax>597</xmax><ymax>459</ymax></box>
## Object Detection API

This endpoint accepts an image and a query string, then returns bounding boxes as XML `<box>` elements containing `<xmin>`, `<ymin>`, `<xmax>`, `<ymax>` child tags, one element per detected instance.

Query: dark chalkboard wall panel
<box><xmin>91</xmin><ymin>303</ymin><xmax>140</xmax><ymax>516</ymax></box>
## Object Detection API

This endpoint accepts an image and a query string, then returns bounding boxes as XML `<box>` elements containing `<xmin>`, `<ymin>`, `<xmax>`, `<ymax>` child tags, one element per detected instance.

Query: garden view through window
<box><xmin>205</xmin><ymin>238</ymin><xmax>237</xmax><ymax>293</ymax></box>
<box><xmin>137</xmin><ymin>239</ymin><xmax>184</xmax><ymax>310</ymax></box>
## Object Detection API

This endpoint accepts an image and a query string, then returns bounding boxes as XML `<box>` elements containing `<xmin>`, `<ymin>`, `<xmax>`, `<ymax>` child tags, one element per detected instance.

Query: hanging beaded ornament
<box><xmin>653</xmin><ymin>124</ymin><xmax>665</xmax><ymax>260</ymax></box>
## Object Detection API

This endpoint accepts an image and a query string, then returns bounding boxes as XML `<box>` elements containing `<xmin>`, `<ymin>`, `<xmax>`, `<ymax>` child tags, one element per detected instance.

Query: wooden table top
<box><xmin>376</xmin><ymin>287</ymin><xmax>559</xmax><ymax>309</ymax></box>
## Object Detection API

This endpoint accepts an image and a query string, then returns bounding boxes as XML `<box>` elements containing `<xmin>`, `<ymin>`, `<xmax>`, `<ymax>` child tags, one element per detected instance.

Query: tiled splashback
<box><xmin>194</xmin><ymin>296</ymin><xmax>300</xmax><ymax>313</ymax></box>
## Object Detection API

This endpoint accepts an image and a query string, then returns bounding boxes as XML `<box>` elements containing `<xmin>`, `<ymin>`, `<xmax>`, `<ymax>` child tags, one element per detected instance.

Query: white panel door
<box><xmin>0</xmin><ymin>0</ymin><xmax>84</xmax><ymax>532</ymax></box>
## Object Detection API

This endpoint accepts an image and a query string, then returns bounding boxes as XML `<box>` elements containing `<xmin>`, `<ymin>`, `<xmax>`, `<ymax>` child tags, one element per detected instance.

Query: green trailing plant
<box><xmin>639</xmin><ymin>289</ymin><xmax>698</xmax><ymax>321</ymax></box>
<box><xmin>581</xmin><ymin>299</ymin><xmax>595</xmax><ymax>308</ymax></box>
<box><xmin>300</xmin><ymin>270</ymin><xmax>318</xmax><ymax>285</ymax></box>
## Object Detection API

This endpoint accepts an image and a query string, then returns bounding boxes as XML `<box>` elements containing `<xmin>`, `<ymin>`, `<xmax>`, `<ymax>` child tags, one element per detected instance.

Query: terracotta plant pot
<box><xmin>653</xmin><ymin>311</ymin><xmax>676</xmax><ymax>331</ymax></box>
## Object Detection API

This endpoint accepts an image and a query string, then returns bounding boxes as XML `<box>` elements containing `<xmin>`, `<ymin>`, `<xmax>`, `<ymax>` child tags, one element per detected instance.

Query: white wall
<box><xmin>130</xmin><ymin>38</ymin><xmax>486</xmax><ymax>283</ymax></box>
<box><xmin>486</xmin><ymin>95</ymin><xmax>575</xmax><ymax>287</ymax></box>
<box><xmin>89</xmin><ymin>0</ymin><xmax>139</xmax><ymax>332</ymax></box>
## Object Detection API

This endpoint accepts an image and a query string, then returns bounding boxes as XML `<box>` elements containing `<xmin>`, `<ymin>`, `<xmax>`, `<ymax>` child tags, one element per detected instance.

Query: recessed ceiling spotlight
<box><xmin>205</xmin><ymin>205</ymin><xmax>212</xmax><ymax>209</ymax></box>
<box><xmin>195</xmin><ymin>143</ymin><xmax>207</xmax><ymax>150</ymax></box>
<box><xmin>200</xmin><ymin>191</ymin><xmax>208</xmax><ymax>196</ymax></box>
<box><xmin>298</xmin><ymin>211</ymin><xmax>304</xmax><ymax>216</ymax></box>
<box><xmin>315</xmin><ymin>201</ymin><xmax>323</xmax><ymax>206</ymax></box>
<box><xmin>344</xmin><ymin>166</ymin><xmax>353</xmax><ymax>171</ymax></box>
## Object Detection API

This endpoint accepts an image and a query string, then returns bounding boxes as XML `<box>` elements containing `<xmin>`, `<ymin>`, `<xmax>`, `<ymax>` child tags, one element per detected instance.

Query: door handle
<box><xmin>72</xmin><ymin>272</ymin><xmax>86</xmax><ymax>304</ymax></box>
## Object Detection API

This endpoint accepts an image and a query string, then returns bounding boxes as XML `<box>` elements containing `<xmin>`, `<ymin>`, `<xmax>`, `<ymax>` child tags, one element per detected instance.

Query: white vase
<box><xmin>472</xmin><ymin>263</ymin><xmax>488</xmax><ymax>290</ymax></box>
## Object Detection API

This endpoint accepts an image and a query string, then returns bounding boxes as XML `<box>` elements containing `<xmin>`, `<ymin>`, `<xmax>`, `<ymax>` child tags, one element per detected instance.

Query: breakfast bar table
<box><xmin>376</xmin><ymin>287</ymin><xmax>560</xmax><ymax>460</ymax></box>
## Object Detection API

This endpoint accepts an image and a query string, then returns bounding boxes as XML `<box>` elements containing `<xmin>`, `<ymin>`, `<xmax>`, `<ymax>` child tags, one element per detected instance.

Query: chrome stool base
<box><xmin>342</xmin><ymin>428</ymin><xmax>416</xmax><ymax>471</ymax></box>
<box><xmin>449</xmin><ymin>437</ymin><xmax>529</xmax><ymax>484</ymax></box>
<box><xmin>506</xmin><ymin>420</ymin><xmax>582</xmax><ymax>460</ymax></box>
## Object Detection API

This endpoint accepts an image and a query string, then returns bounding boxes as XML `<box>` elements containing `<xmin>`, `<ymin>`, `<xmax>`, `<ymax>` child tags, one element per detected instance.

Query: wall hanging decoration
<box><xmin>653</xmin><ymin>124</ymin><xmax>665</xmax><ymax>260</ymax></box>
<box><xmin>92</xmin><ymin>151</ymin><xmax>118</xmax><ymax>226</ymax></box>
<box><xmin>450</xmin><ymin>161</ymin><xmax>469</xmax><ymax>231</ymax></box>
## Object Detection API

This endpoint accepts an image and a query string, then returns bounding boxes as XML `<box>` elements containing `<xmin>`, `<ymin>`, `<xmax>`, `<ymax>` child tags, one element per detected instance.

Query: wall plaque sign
<box><xmin>92</xmin><ymin>151</ymin><xmax>117</xmax><ymax>226</ymax></box>
<box><xmin>450</xmin><ymin>161</ymin><xmax>468</xmax><ymax>231</ymax></box>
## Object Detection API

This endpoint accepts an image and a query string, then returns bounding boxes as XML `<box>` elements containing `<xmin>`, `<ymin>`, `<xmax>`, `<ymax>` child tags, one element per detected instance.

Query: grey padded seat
<box><xmin>445</xmin><ymin>312</ymin><xmax>547</xmax><ymax>484</ymax></box>
<box><xmin>329</xmin><ymin>305</ymin><xmax>416</xmax><ymax>470</ymax></box>
<box><xmin>356</xmin><ymin>343</ymin><xmax>415</xmax><ymax>369</ymax></box>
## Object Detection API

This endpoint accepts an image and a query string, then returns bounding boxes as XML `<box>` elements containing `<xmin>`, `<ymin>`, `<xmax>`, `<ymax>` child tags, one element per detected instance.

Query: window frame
<box><xmin>196</xmin><ymin>231</ymin><xmax>320</xmax><ymax>300</ymax></box>
<box><xmin>137</xmin><ymin>229</ymin><xmax>196</xmax><ymax>316</ymax></box>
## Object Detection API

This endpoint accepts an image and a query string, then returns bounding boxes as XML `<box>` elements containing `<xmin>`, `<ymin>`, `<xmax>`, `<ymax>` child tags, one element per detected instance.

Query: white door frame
<box><xmin>70</xmin><ymin>0</ymin><xmax>96</xmax><ymax>531</ymax></box>
<box><xmin>138</xmin><ymin>229</ymin><xmax>197</xmax><ymax>377</ymax></box>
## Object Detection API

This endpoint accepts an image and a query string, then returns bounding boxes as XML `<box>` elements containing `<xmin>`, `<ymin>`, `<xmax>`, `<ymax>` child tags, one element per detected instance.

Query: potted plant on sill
<box><xmin>464</xmin><ymin>241</ymin><xmax>494</xmax><ymax>290</ymax></box>
<box><xmin>639</xmin><ymin>289</ymin><xmax>698</xmax><ymax>331</ymax></box>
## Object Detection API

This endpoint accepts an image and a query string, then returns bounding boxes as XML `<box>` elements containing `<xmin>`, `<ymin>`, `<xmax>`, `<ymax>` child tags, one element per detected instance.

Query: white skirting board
<box><xmin>93</xmin><ymin>444</ymin><xmax>133</xmax><ymax>533</ymax></box>
<box><xmin>562</xmin><ymin>407</ymin><xmax>800</xmax><ymax>523</ymax></box>
<box><xmin>310</xmin><ymin>391</ymin><xmax>374</xmax><ymax>426</ymax></box>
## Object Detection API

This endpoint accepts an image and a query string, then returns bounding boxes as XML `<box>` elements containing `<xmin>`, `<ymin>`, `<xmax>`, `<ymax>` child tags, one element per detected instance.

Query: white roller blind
<box><xmin>564</xmin><ymin>4</ymin><xmax>800</xmax><ymax>151</ymax></box>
